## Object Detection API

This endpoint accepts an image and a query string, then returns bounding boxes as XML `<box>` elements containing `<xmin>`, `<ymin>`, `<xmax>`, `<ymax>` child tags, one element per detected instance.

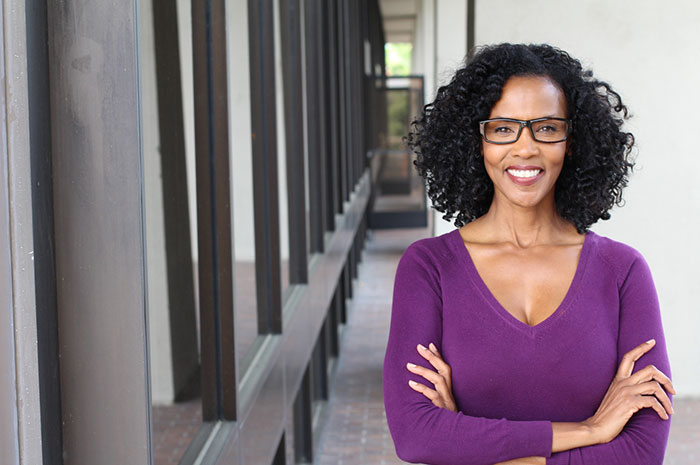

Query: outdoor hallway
<box><xmin>313</xmin><ymin>226</ymin><xmax>700</xmax><ymax>465</ymax></box>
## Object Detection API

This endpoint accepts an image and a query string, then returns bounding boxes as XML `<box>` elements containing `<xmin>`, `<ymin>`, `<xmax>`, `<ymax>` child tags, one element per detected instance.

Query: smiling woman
<box><xmin>383</xmin><ymin>43</ymin><xmax>673</xmax><ymax>465</ymax></box>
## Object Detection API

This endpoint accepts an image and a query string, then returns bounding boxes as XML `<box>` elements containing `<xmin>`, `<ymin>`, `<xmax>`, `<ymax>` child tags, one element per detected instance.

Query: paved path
<box><xmin>315</xmin><ymin>227</ymin><xmax>699</xmax><ymax>465</ymax></box>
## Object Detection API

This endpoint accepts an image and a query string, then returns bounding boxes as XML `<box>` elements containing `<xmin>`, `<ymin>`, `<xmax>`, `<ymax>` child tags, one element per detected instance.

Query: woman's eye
<box><xmin>494</xmin><ymin>126</ymin><xmax>514</xmax><ymax>133</ymax></box>
<box><xmin>537</xmin><ymin>125</ymin><xmax>557</xmax><ymax>133</ymax></box>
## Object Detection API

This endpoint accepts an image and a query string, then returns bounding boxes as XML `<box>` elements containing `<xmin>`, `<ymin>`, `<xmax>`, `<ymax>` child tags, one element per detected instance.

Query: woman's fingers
<box><xmin>417</xmin><ymin>344</ymin><xmax>451</xmax><ymax>382</ymax></box>
<box><xmin>636</xmin><ymin>381</ymin><xmax>674</xmax><ymax>416</ymax></box>
<box><xmin>407</xmin><ymin>362</ymin><xmax>455</xmax><ymax>407</ymax></box>
<box><xmin>628</xmin><ymin>364</ymin><xmax>676</xmax><ymax>396</ymax></box>
<box><xmin>617</xmin><ymin>339</ymin><xmax>655</xmax><ymax>378</ymax></box>
<box><xmin>428</xmin><ymin>342</ymin><xmax>442</xmax><ymax>358</ymax></box>
<box><xmin>407</xmin><ymin>364</ymin><xmax>457</xmax><ymax>412</ymax></box>
<box><xmin>408</xmin><ymin>380</ymin><xmax>440</xmax><ymax>403</ymax></box>
<box><xmin>636</xmin><ymin>393</ymin><xmax>669</xmax><ymax>420</ymax></box>
<box><xmin>407</xmin><ymin>362</ymin><xmax>445</xmax><ymax>387</ymax></box>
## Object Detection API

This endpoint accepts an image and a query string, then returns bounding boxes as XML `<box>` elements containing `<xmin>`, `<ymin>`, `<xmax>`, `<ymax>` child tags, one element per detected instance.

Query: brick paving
<box><xmin>315</xmin><ymin>227</ymin><xmax>424</xmax><ymax>465</ymax></box>
<box><xmin>151</xmin><ymin>258</ymin><xmax>292</xmax><ymax>465</ymax></box>
<box><xmin>152</xmin><ymin>398</ymin><xmax>201</xmax><ymax>465</ymax></box>
<box><xmin>315</xmin><ymin>226</ymin><xmax>700</xmax><ymax>465</ymax></box>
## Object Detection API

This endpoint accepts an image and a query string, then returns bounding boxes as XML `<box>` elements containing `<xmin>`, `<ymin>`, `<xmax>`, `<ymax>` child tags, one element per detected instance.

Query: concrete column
<box><xmin>47</xmin><ymin>0</ymin><xmax>152</xmax><ymax>462</ymax></box>
<box><xmin>1</xmin><ymin>0</ymin><xmax>45</xmax><ymax>462</ymax></box>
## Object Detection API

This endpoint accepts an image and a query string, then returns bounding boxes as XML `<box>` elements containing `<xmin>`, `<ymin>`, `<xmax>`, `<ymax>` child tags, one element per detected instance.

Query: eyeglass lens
<box><xmin>483</xmin><ymin>119</ymin><xmax>569</xmax><ymax>143</ymax></box>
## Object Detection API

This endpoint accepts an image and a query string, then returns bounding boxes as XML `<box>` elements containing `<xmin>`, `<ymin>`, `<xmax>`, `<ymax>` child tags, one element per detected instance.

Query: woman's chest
<box><xmin>440</xmin><ymin>282</ymin><xmax>620</xmax><ymax>422</ymax></box>
<box><xmin>467</xmin><ymin>244</ymin><xmax>583</xmax><ymax>326</ymax></box>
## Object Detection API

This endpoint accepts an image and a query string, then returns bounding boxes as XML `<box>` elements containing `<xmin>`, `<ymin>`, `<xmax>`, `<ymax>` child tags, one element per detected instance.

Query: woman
<box><xmin>382</xmin><ymin>43</ymin><xmax>674</xmax><ymax>465</ymax></box>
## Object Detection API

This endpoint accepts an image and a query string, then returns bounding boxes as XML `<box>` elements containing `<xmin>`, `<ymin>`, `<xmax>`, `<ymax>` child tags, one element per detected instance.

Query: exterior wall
<box><xmin>411</xmin><ymin>0</ymin><xmax>435</xmax><ymax>103</ymax></box>
<box><xmin>0</xmin><ymin>0</ymin><xmax>379</xmax><ymax>462</ymax></box>
<box><xmin>415</xmin><ymin>0</ymin><xmax>700</xmax><ymax>396</ymax></box>
<box><xmin>476</xmin><ymin>0</ymin><xmax>700</xmax><ymax>397</ymax></box>
<box><xmin>434</xmin><ymin>0</ymin><xmax>467</xmax><ymax>235</ymax></box>
<box><xmin>1</xmin><ymin>1</ymin><xmax>43</xmax><ymax>462</ymax></box>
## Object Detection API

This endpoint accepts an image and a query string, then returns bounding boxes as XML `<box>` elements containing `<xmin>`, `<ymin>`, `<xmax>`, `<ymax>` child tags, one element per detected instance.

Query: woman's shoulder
<box><xmin>587</xmin><ymin>230</ymin><xmax>651</xmax><ymax>281</ymax></box>
<box><xmin>399</xmin><ymin>229</ymin><xmax>460</xmax><ymax>270</ymax></box>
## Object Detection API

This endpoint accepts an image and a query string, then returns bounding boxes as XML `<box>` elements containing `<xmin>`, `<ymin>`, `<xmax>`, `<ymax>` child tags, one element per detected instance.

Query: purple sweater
<box><xmin>383</xmin><ymin>229</ymin><xmax>671</xmax><ymax>465</ymax></box>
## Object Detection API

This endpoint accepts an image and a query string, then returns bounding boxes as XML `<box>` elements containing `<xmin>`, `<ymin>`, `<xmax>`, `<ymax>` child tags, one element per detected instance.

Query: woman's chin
<box><xmin>494</xmin><ymin>189</ymin><xmax>554</xmax><ymax>211</ymax></box>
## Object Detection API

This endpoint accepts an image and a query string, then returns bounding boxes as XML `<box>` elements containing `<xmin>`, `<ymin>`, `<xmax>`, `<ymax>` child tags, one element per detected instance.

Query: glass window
<box><xmin>142</xmin><ymin>0</ymin><xmax>202</xmax><ymax>462</ymax></box>
<box><xmin>228</xmin><ymin>0</ymin><xmax>264</xmax><ymax>370</ymax></box>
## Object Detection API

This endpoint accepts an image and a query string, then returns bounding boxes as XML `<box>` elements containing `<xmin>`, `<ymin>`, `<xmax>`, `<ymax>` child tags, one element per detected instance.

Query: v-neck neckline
<box><xmin>451</xmin><ymin>228</ymin><xmax>593</xmax><ymax>335</ymax></box>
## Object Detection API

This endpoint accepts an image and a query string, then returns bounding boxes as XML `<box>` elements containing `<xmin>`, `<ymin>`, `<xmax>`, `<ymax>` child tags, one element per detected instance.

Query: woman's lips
<box><xmin>505</xmin><ymin>167</ymin><xmax>544</xmax><ymax>186</ymax></box>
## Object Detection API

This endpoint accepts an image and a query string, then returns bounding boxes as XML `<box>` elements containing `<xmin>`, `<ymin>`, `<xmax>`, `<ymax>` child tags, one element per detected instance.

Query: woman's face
<box><xmin>481</xmin><ymin>75</ymin><xmax>568</xmax><ymax>211</ymax></box>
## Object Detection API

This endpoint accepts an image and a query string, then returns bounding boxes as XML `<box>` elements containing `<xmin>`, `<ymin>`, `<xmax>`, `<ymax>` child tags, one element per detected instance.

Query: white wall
<box><xmin>434</xmin><ymin>0</ymin><xmax>467</xmax><ymax>89</ymax></box>
<box><xmin>425</xmin><ymin>0</ymin><xmax>469</xmax><ymax>237</ymax></box>
<box><xmin>414</xmin><ymin>0</ymin><xmax>700</xmax><ymax>396</ymax></box>
<box><xmin>411</xmin><ymin>0</ymin><xmax>436</xmax><ymax>102</ymax></box>
<box><xmin>227</xmin><ymin>0</ymin><xmax>257</xmax><ymax>262</ymax></box>
<box><xmin>476</xmin><ymin>0</ymin><xmax>700</xmax><ymax>398</ymax></box>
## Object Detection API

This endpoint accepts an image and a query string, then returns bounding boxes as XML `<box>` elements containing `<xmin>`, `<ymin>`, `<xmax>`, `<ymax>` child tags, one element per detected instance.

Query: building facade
<box><xmin>1</xmin><ymin>0</ymin><xmax>386</xmax><ymax>463</ymax></box>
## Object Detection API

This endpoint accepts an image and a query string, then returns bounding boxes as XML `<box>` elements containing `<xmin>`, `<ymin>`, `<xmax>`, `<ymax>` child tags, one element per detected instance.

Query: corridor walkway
<box><xmin>314</xmin><ymin>226</ymin><xmax>699</xmax><ymax>465</ymax></box>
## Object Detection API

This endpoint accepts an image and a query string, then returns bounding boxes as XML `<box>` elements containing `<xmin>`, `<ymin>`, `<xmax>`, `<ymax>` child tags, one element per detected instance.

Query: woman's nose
<box><xmin>512</xmin><ymin>127</ymin><xmax>539</xmax><ymax>156</ymax></box>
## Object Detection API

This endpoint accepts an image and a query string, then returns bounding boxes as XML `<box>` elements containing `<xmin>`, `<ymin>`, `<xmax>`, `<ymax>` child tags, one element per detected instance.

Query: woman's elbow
<box><xmin>386</xmin><ymin>412</ymin><xmax>466</xmax><ymax>465</ymax></box>
<box><xmin>385</xmin><ymin>409</ymin><xmax>436</xmax><ymax>463</ymax></box>
<box><xmin>391</xmin><ymin>433</ymin><xmax>433</xmax><ymax>464</ymax></box>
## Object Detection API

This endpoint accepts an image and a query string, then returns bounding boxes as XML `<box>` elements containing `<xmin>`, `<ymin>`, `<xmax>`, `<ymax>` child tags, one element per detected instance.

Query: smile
<box><xmin>505</xmin><ymin>167</ymin><xmax>545</xmax><ymax>186</ymax></box>
<box><xmin>506</xmin><ymin>168</ymin><xmax>542</xmax><ymax>178</ymax></box>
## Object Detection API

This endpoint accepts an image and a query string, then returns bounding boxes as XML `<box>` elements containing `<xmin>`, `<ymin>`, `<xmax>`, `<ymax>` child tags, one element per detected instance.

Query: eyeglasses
<box><xmin>479</xmin><ymin>117</ymin><xmax>572</xmax><ymax>144</ymax></box>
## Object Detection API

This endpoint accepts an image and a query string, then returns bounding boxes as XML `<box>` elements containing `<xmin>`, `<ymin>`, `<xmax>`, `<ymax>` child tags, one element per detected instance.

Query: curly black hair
<box><xmin>408</xmin><ymin>43</ymin><xmax>635</xmax><ymax>233</ymax></box>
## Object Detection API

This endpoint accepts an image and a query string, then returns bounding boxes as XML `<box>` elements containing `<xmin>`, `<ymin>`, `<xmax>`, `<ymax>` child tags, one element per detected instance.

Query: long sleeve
<box><xmin>383</xmin><ymin>242</ymin><xmax>554</xmax><ymax>465</ymax></box>
<box><xmin>547</xmin><ymin>250</ymin><xmax>672</xmax><ymax>465</ymax></box>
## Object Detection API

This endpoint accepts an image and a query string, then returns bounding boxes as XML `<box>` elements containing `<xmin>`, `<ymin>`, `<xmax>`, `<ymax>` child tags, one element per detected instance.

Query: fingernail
<box><xmin>408</xmin><ymin>380</ymin><xmax>417</xmax><ymax>387</ymax></box>
<box><xmin>646</xmin><ymin>339</ymin><xmax>656</xmax><ymax>344</ymax></box>
<box><xmin>429</xmin><ymin>343</ymin><xmax>437</xmax><ymax>351</ymax></box>
<box><xmin>418</xmin><ymin>344</ymin><xmax>427</xmax><ymax>351</ymax></box>
<box><xmin>407</xmin><ymin>363</ymin><xmax>416</xmax><ymax>368</ymax></box>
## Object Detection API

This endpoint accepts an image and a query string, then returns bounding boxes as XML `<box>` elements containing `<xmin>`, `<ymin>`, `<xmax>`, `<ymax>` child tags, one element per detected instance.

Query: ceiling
<box><xmin>379</xmin><ymin>0</ymin><xmax>419</xmax><ymax>44</ymax></box>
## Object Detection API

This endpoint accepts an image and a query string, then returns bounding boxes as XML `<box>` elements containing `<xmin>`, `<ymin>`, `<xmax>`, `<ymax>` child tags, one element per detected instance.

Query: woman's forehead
<box><xmin>488</xmin><ymin>75</ymin><xmax>567</xmax><ymax>119</ymax></box>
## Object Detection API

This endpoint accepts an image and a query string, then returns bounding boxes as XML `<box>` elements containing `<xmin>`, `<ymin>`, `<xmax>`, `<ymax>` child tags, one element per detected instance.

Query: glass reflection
<box><xmin>274</xmin><ymin>0</ymin><xmax>292</xmax><ymax>301</ymax></box>
<box><xmin>229</xmin><ymin>0</ymin><xmax>262</xmax><ymax>372</ymax></box>
<box><xmin>142</xmin><ymin>0</ymin><xmax>202</xmax><ymax>463</ymax></box>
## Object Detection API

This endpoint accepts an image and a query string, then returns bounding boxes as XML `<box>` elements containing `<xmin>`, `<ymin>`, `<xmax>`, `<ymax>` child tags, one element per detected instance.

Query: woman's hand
<box><xmin>582</xmin><ymin>339</ymin><xmax>676</xmax><ymax>445</ymax></box>
<box><xmin>406</xmin><ymin>343</ymin><xmax>457</xmax><ymax>412</ymax></box>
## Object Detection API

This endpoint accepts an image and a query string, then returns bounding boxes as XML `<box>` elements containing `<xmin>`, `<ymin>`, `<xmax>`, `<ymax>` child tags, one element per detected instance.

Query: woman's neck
<box><xmin>467</xmin><ymin>197</ymin><xmax>580</xmax><ymax>248</ymax></box>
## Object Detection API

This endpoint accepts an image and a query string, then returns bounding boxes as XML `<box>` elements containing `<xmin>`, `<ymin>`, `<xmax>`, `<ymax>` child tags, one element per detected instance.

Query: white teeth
<box><xmin>507</xmin><ymin>169</ymin><xmax>541</xmax><ymax>178</ymax></box>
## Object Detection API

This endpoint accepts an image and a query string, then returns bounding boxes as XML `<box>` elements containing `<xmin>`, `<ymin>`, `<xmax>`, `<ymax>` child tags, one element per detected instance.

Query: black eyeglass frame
<box><xmin>478</xmin><ymin>117</ymin><xmax>572</xmax><ymax>144</ymax></box>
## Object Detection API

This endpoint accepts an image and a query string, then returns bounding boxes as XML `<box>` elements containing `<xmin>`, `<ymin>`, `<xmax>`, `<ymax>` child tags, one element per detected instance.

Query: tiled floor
<box><xmin>315</xmin><ymin>226</ymin><xmax>700</xmax><ymax>465</ymax></box>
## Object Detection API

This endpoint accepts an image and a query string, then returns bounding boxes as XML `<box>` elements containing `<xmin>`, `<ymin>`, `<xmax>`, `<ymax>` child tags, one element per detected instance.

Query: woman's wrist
<box><xmin>551</xmin><ymin>421</ymin><xmax>598</xmax><ymax>453</ymax></box>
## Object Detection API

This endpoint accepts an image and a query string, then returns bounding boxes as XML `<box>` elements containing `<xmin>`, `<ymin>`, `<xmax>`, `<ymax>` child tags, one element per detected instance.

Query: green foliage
<box><xmin>387</xmin><ymin>90</ymin><xmax>409</xmax><ymax>149</ymax></box>
<box><xmin>385</xmin><ymin>43</ymin><xmax>412</xmax><ymax>76</ymax></box>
